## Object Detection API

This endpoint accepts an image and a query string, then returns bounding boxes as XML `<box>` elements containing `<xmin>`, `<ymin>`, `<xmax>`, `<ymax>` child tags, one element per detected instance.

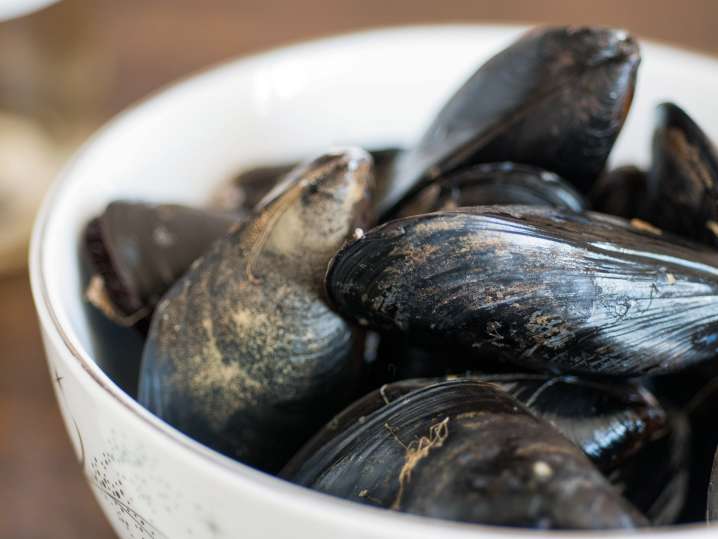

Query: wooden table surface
<box><xmin>3</xmin><ymin>1</ymin><xmax>718</xmax><ymax>537</ymax></box>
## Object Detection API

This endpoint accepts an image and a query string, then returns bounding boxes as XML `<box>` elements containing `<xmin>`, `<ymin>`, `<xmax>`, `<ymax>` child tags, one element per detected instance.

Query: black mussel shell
<box><xmin>479</xmin><ymin>374</ymin><xmax>666</xmax><ymax>471</ymax></box>
<box><xmin>609</xmin><ymin>412</ymin><xmax>690</xmax><ymax>525</ymax></box>
<box><xmin>710</xmin><ymin>448</ymin><xmax>718</xmax><ymax>521</ymax></box>
<box><xmin>590</xmin><ymin>165</ymin><xmax>648</xmax><ymax>219</ymax></box>
<box><xmin>395</xmin><ymin>162</ymin><xmax>586</xmax><ymax>218</ymax></box>
<box><xmin>678</xmin><ymin>376</ymin><xmax>718</xmax><ymax>523</ymax></box>
<box><xmin>284</xmin><ymin>375</ymin><xmax>665</xmax><ymax>478</ymax></box>
<box><xmin>281</xmin><ymin>378</ymin><xmax>430</xmax><ymax>478</ymax></box>
<box><xmin>282</xmin><ymin>379</ymin><xmax>647</xmax><ymax>529</ymax></box>
<box><xmin>212</xmin><ymin>147</ymin><xmax>401</xmax><ymax>218</ymax></box>
<box><xmin>646</xmin><ymin>102</ymin><xmax>718</xmax><ymax>246</ymax></box>
<box><xmin>380</xmin><ymin>26</ymin><xmax>639</xmax><ymax>214</ymax></box>
<box><xmin>646</xmin><ymin>365</ymin><xmax>718</xmax><ymax>523</ymax></box>
<box><xmin>326</xmin><ymin>205</ymin><xmax>718</xmax><ymax>376</ymax></box>
<box><xmin>138</xmin><ymin>148</ymin><xmax>373</xmax><ymax>472</ymax></box>
<box><xmin>83</xmin><ymin>202</ymin><xmax>237</xmax><ymax>329</ymax></box>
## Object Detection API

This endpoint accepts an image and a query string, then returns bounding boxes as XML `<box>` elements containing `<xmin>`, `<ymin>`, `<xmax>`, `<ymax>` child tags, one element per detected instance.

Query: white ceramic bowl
<box><xmin>30</xmin><ymin>24</ymin><xmax>718</xmax><ymax>539</ymax></box>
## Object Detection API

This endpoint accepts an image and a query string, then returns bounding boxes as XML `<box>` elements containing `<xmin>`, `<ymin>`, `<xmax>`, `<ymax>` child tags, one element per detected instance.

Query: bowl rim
<box><xmin>28</xmin><ymin>23</ymin><xmax>718</xmax><ymax>538</ymax></box>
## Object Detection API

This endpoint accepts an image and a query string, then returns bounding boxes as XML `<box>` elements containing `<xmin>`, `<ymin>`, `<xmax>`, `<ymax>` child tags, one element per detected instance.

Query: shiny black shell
<box><xmin>678</xmin><ymin>375</ymin><xmax>718</xmax><ymax>523</ymax></box>
<box><xmin>646</xmin><ymin>102</ymin><xmax>718</xmax><ymax>247</ymax></box>
<box><xmin>83</xmin><ymin>202</ymin><xmax>236</xmax><ymax>328</ymax></box>
<box><xmin>395</xmin><ymin>162</ymin><xmax>586</xmax><ymax>218</ymax></box>
<box><xmin>609</xmin><ymin>412</ymin><xmax>690</xmax><ymax>525</ymax></box>
<box><xmin>326</xmin><ymin>206</ymin><xmax>718</xmax><ymax>376</ymax></box>
<box><xmin>381</xmin><ymin>26</ymin><xmax>639</xmax><ymax>213</ymax></box>
<box><xmin>480</xmin><ymin>374</ymin><xmax>666</xmax><ymax>470</ymax></box>
<box><xmin>282</xmin><ymin>380</ymin><xmax>646</xmax><ymax>529</ymax></box>
<box><xmin>284</xmin><ymin>374</ymin><xmax>665</xmax><ymax>477</ymax></box>
<box><xmin>645</xmin><ymin>364</ymin><xmax>718</xmax><ymax>523</ymax></box>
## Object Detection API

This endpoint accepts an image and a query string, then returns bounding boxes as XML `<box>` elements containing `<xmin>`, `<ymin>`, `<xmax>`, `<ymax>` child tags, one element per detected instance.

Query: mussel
<box><xmin>380</xmin><ymin>26</ymin><xmax>640</xmax><ymax>214</ymax></box>
<box><xmin>326</xmin><ymin>206</ymin><xmax>718</xmax><ymax>376</ymax></box>
<box><xmin>609</xmin><ymin>412</ymin><xmax>690</xmax><ymax>525</ymax></box>
<box><xmin>282</xmin><ymin>379</ymin><xmax>647</xmax><ymax>529</ymax></box>
<box><xmin>481</xmin><ymin>374</ymin><xmax>666</xmax><ymax>471</ymax></box>
<box><xmin>646</xmin><ymin>102</ymin><xmax>718</xmax><ymax>247</ymax></box>
<box><xmin>590</xmin><ymin>165</ymin><xmax>648</xmax><ymax>219</ymax></box>
<box><xmin>138</xmin><ymin>148</ymin><xmax>372</xmax><ymax>472</ymax></box>
<box><xmin>285</xmin><ymin>374</ymin><xmax>665</xmax><ymax>477</ymax></box>
<box><xmin>395</xmin><ymin>162</ymin><xmax>586</xmax><ymax>217</ymax></box>
<box><xmin>84</xmin><ymin>202</ymin><xmax>237</xmax><ymax>329</ymax></box>
<box><xmin>77</xmin><ymin>21</ymin><xmax>718</xmax><ymax>529</ymax></box>
<box><xmin>644</xmin><ymin>364</ymin><xmax>718</xmax><ymax>523</ymax></box>
<box><xmin>676</xmin><ymin>376</ymin><xmax>718</xmax><ymax>522</ymax></box>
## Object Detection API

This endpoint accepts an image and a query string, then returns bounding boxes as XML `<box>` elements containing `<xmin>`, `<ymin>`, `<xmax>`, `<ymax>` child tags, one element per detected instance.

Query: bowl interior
<box><xmin>34</xmin><ymin>24</ymin><xmax>718</xmax><ymax>534</ymax></box>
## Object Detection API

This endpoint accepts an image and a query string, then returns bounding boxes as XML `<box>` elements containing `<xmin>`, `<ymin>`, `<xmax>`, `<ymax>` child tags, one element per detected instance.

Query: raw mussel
<box><xmin>481</xmin><ymin>374</ymin><xmax>666</xmax><ymax>470</ymax></box>
<box><xmin>609</xmin><ymin>412</ymin><xmax>690</xmax><ymax>525</ymax></box>
<box><xmin>502</xmin><ymin>375</ymin><xmax>686</xmax><ymax>524</ymax></box>
<box><xmin>139</xmin><ymin>148</ymin><xmax>372</xmax><ymax>472</ymax></box>
<box><xmin>84</xmin><ymin>202</ymin><xmax>237</xmax><ymax>329</ymax></box>
<box><xmin>283</xmin><ymin>379</ymin><xmax>647</xmax><ymax>529</ymax></box>
<box><xmin>326</xmin><ymin>206</ymin><xmax>718</xmax><ymax>376</ymax></box>
<box><xmin>646</xmin><ymin>102</ymin><xmax>718</xmax><ymax>246</ymax></box>
<box><xmin>284</xmin><ymin>374</ymin><xmax>665</xmax><ymax>477</ymax></box>
<box><xmin>395</xmin><ymin>162</ymin><xmax>586</xmax><ymax>218</ymax></box>
<box><xmin>380</xmin><ymin>26</ymin><xmax>640</xmax><ymax>214</ymax></box>
<box><xmin>590</xmin><ymin>165</ymin><xmax>648</xmax><ymax>219</ymax></box>
<box><xmin>677</xmin><ymin>377</ymin><xmax>718</xmax><ymax>522</ymax></box>
<box><xmin>645</xmin><ymin>365</ymin><xmax>718</xmax><ymax>522</ymax></box>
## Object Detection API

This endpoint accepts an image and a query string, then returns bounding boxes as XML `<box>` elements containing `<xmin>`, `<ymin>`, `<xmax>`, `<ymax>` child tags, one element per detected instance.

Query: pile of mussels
<box><xmin>82</xmin><ymin>26</ymin><xmax>718</xmax><ymax>530</ymax></box>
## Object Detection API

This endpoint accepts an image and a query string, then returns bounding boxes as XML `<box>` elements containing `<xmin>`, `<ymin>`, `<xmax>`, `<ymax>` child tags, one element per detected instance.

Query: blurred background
<box><xmin>1</xmin><ymin>1</ymin><xmax>718</xmax><ymax>537</ymax></box>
